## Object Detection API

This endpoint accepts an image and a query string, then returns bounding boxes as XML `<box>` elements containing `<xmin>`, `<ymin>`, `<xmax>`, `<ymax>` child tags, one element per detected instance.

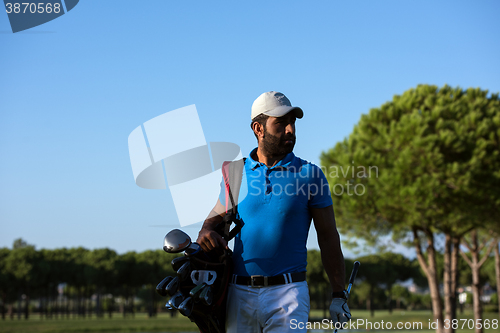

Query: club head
<box><xmin>176</xmin><ymin>261</ymin><xmax>192</xmax><ymax>281</ymax></box>
<box><xmin>171</xmin><ymin>256</ymin><xmax>190</xmax><ymax>271</ymax></box>
<box><xmin>166</xmin><ymin>276</ymin><xmax>180</xmax><ymax>297</ymax></box>
<box><xmin>163</xmin><ymin>229</ymin><xmax>201</xmax><ymax>255</ymax></box>
<box><xmin>165</xmin><ymin>302</ymin><xmax>175</xmax><ymax>311</ymax></box>
<box><xmin>178</xmin><ymin>296</ymin><xmax>194</xmax><ymax>317</ymax></box>
<box><xmin>163</xmin><ymin>229</ymin><xmax>192</xmax><ymax>253</ymax></box>
<box><xmin>189</xmin><ymin>282</ymin><xmax>208</xmax><ymax>299</ymax></box>
<box><xmin>200</xmin><ymin>285</ymin><xmax>213</xmax><ymax>306</ymax></box>
<box><xmin>168</xmin><ymin>291</ymin><xmax>184</xmax><ymax>310</ymax></box>
<box><xmin>156</xmin><ymin>276</ymin><xmax>174</xmax><ymax>297</ymax></box>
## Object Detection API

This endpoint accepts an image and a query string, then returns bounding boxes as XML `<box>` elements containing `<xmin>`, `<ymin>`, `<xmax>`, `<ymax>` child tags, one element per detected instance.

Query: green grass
<box><xmin>0</xmin><ymin>310</ymin><xmax>498</xmax><ymax>333</ymax></box>
<box><xmin>0</xmin><ymin>312</ymin><xmax>198</xmax><ymax>333</ymax></box>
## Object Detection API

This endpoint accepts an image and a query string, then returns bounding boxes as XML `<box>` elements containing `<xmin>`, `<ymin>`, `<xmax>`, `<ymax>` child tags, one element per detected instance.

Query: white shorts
<box><xmin>225</xmin><ymin>281</ymin><xmax>310</xmax><ymax>333</ymax></box>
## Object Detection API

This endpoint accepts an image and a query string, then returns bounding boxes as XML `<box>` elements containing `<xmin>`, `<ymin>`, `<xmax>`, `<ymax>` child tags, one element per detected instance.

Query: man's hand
<box><xmin>196</xmin><ymin>228</ymin><xmax>228</xmax><ymax>252</ymax></box>
<box><xmin>329</xmin><ymin>298</ymin><xmax>351</xmax><ymax>328</ymax></box>
<box><xmin>197</xmin><ymin>199</ymin><xmax>227</xmax><ymax>252</ymax></box>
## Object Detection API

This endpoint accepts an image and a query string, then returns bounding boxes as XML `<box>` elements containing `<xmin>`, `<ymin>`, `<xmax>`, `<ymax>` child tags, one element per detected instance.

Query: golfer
<box><xmin>197</xmin><ymin>91</ymin><xmax>349</xmax><ymax>333</ymax></box>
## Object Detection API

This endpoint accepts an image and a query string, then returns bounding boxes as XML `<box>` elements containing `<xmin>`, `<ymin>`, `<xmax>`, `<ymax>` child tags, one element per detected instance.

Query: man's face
<box><xmin>261</xmin><ymin>113</ymin><xmax>296</xmax><ymax>156</ymax></box>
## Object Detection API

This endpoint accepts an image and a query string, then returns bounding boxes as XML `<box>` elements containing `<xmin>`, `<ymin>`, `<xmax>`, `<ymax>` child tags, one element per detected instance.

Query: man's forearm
<box><xmin>196</xmin><ymin>198</ymin><xmax>228</xmax><ymax>251</ymax></box>
<box><xmin>319</xmin><ymin>232</ymin><xmax>345</xmax><ymax>292</ymax></box>
<box><xmin>200</xmin><ymin>199</ymin><xmax>226</xmax><ymax>232</ymax></box>
<box><xmin>311</xmin><ymin>205</ymin><xmax>346</xmax><ymax>293</ymax></box>
<box><xmin>200</xmin><ymin>212</ymin><xmax>223</xmax><ymax>231</ymax></box>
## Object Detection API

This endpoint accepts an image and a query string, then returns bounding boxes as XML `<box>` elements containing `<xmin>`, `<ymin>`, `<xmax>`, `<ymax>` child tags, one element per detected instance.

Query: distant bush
<box><xmin>483</xmin><ymin>304</ymin><xmax>498</xmax><ymax>313</ymax></box>
<box><xmin>490</xmin><ymin>292</ymin><xmax>498</xmax><ymax>304</ymax></box>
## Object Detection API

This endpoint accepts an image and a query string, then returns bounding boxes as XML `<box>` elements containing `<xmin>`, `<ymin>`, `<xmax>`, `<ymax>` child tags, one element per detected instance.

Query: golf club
<box><xmin>165</xmin><ymin>302</ymin><xmax>175</xmax><ymax>311</ymax></box>
<box><xmin>334</xmin><ymin>261</ymin><xmax>360</xmax><ymax>333</ymax></box>
<box><xmin>200</xmin><ymin>285</ymin><xmax>213</xmax><ymax>306</ymax></box>
<box><xmin>189</xmin><ymin>282</ymin><xmax>208</xmax><ymax>299</ymax></box>
<box><xmin>165</xmin><ymin>276</ymin><xmax>180</xmax><ymax>297</ymax></box>
<box><xmin>163</xmin><ymin>229</ymin><xmax>201</xmax><ymax>255</ymax></box>
<box><xmin>168</xmin><ymin>290</ymin><xmax>185</xmax><ymax>310</ymax></box>
<box><xmin>171</xmin><ymin>256</ymin><xmax>190</xmax><ymax>271</ymax></box>
<box><xmin>178</xmin><ymin>296</ymin><xmax>194</xmax><ymax>317</ymax></box>
<box><xmin>156</xmin><ymin>276</ymin><xmax>174</xmax><ymax>296</ymax></box>
<box><xmin>176</xmin><ymin>261</ymin><xmax>192</xmax><ymax>281</ymax></box>
<box><xmin>346</xmin><ymin>261</ymin><xmax>360</xmax><ymax>296</ymax></box>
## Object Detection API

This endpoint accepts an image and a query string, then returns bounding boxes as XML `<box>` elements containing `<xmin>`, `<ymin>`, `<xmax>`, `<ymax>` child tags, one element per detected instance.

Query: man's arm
<box><xmin>196</xmin><ymin>198</ymin><xmax>228</xmax><ymax>252</ymax></box>
<box><xmin>311</xmin><ymin>204</ymin><xmax>345</xmax><ymax>292</ymax></box>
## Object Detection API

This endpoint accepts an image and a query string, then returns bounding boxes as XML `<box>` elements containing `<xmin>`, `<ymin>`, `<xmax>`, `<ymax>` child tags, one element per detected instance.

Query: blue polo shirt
<box><xmin>219</xmin><ymin>148</ymin><xmax>333</xmax><ymax>277</ymax></box>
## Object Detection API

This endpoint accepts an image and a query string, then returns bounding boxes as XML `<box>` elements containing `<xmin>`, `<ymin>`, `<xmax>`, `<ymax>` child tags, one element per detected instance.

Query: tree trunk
<box><xmin>87</xmin><ymin>293</ymin><xmax>92</xmax><ymax>319</ymax></box>
<box><xmin>1</xmin><ymin>293</ymin><xmax>5</xmax><ymax>320</ymax></box>
<box><xmin>121</xmin><ymin>291</ymin><xmax>126</xmax><ymax>318</ymax></box>
<box><xmin>469</xmin><ymin>230</ymin><xmax>483</xmax><ymax>333</ymax></box>
<box><xmin>150</xmin><ymin>286</ymin><xmax>157</xmax><ymax>317</ymax></box>
<box><xmin>108</xmin><ymin>296</ymin><xmax>113</xmax><ymax>318</ymax></box>
<box><xmin>82</xmin><ymin>287</ymin><xmax>86</xmax><ymax>318</ymax></box>
<box><xmin>66</xmin><ymin>290</ymin><xmax>70</xmax><ymax>319</ymax></box>
<box><xmin>471</xmin><ymin>261</ymin><xmax>482</xmax><ymax>333</ymax></box>
<box><xmin>41</xmin><ymin>298</ymin><xmax>44</xmax><ymax>320</ymax></box>
<box><xmin>451</xmin><ymin>236</ymin><xmax>460</xmax><ymax>320</ymax></box>
<box><xmin>443</xmin><ymin>233</ymin><xmax>460</xmax><ymax>333</ymax></box>
<box><xmin>95</xmin><ymin>290</ymin><xmax>101</xmax><ymax>318</ymax></box>
<box><xmin>17</xmin><ymin>291</ymin><xmax>21</xmax><ymax>320</ymax></box>
<box><xmin>460</xmin><ymin>230</ymin><xmax>496</xmax><ymax>333</ymax></box>
<box><xmin>77</xmin><ymin>288</ymin><xmax>81</xmax><ymax>317</ymax></box>
<box><xmin>413</xmin><ymin>227</ymin><xmax>443</xmax><ymax>333</ymax></box>
<box><xmin>8</xmin><ymin>304</ymin><xmax>13</xmax><ymax>319</ymax></box>
<box><xmin>130</xmin><ymin>295</ymin><xmax>135</xmax><ymax>318</ymax></box>
<box><xmin>148</xmin><ymin>287</ymin><xmax>154</xmax><ymax>318</ymax></box>
<box><xmin>387</xmin><ymin>286</ymin><xmax>393</xmax><ymax>314</ymax></box>
<box><xmin>24</xmin><ymin>294</ymin><xmax>29</xmax><ymax>320</ymax></box>
<box><xmin>72</xmin><ymin>289</ymin><xmax>76</xmax><ymax>319</ymax></box>
<box><xmin>444</xmin><ymin>233</ymin><xmax>454</xmax><ymax>333</ymax></box>
<box><xmin>55</xmin><ymin>292</ymin><xmax>58</xmax><ymax>319</ymax></box>
<box><xmin>369</xmin><ymin>285</ymin><xmax>374</xmax><ymax>317</ymax></box>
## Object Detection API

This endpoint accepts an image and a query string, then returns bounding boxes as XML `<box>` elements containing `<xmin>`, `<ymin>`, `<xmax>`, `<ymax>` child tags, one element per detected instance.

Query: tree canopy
<box><xmin>321</xmin><ymin>84</ymin><xmax>500</xmax><ymax>241</ymax></box>
<box><xmin>320</xmin><ymin>84</ymin><xmax>500</xmax><ymax>333</ymax></box>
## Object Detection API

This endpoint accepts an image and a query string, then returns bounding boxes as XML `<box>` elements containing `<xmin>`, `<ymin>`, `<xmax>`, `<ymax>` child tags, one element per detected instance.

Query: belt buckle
<box><xmin>250</xmin><ymin>275</ymin><xmax>268</xmax><ymax>287</ymax></box>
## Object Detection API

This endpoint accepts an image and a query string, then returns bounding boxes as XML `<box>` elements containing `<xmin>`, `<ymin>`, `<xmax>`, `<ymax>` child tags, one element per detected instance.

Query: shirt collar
<box><xmin>247</xmin><ymin>147</ymin><xmax>295</xmax><ymax>170</ymax></box>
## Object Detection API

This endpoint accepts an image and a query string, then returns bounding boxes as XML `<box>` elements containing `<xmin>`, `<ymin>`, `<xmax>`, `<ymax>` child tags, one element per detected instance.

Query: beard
<box><xmin>262</xmin><ymin>129</ymin><xmax>296</xmax><ymax>157</ymax></box>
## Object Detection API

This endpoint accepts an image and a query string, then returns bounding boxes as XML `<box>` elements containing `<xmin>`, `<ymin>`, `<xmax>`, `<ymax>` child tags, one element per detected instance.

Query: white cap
<box><xmin>251</xmin><ymin>91</ymin><xmax>304</xmax><ymax>120</ymax></box>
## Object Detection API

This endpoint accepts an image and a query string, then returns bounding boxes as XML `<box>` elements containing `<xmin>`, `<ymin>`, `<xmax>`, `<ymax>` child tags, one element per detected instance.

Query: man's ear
<box><xmin>252</xmin><ymin>121</ymin><xmax>265</xmax><ymax>139</ymax></box>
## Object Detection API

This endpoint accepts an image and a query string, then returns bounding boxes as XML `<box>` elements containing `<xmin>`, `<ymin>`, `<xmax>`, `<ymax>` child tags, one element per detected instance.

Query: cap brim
<box><xmin>262</xmin><ymin>106</ymin><xmax>303</xmax><ymax>119</ymax></box>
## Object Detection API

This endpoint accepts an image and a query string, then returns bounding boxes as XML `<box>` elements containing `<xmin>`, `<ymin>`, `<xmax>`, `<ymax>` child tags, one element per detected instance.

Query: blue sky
<box><xmin>1</xmin><ymin>1</ymin><xmax>499</xmax><ymax>257</ymax></box>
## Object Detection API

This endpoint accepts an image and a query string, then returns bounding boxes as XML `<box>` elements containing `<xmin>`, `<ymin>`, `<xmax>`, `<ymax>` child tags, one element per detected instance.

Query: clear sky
<box><xmin>1</xmin><ymin>1</ymin><xmax>499</xmax><ymax>258</ymax></box>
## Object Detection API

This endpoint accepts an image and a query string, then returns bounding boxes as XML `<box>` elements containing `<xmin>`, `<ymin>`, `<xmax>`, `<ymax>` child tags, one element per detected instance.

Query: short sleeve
<box><xmin>308</xmin><ymin>164</ymin><xmax>333</xmax><ymax>208</ymax></box>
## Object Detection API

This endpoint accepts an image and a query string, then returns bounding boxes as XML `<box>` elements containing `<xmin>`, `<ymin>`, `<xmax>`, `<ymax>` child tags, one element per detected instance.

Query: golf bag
<box><xmin>156</xmin><ymin>159</ymin><xmax>245</xmax><ymax>333</ymax></box>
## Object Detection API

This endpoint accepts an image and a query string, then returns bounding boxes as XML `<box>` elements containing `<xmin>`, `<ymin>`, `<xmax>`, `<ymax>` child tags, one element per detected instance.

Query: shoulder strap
<box><xmin>221</xmin><ymin>158</ymin><xmax>246</xmax><ymax>241</ymax></box>
<box><xmin>222</xmin><ymin>158</ymin><xmax>245</xmax><ymax>215</ymax></box>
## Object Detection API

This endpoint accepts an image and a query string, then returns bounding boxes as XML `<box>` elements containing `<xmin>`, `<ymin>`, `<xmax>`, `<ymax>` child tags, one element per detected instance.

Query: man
<box><xmin>197</xmin><ymin>91</ymin><xmax>349</xmax><ymax>332</ymax></box>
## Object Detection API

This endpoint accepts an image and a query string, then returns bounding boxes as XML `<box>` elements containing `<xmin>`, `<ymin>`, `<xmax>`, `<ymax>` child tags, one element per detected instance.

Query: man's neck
<box><xmin>253</xmin><ymin>146</ymin><xmax>287</xmax><ymax>168</ymax></box>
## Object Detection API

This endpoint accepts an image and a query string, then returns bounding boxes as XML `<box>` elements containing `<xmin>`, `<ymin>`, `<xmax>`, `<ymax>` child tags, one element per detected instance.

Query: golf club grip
<box><xmin>348</xmin><ymin>261</ymin><xmax>360</xmax><ymax>285</ymax></box>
